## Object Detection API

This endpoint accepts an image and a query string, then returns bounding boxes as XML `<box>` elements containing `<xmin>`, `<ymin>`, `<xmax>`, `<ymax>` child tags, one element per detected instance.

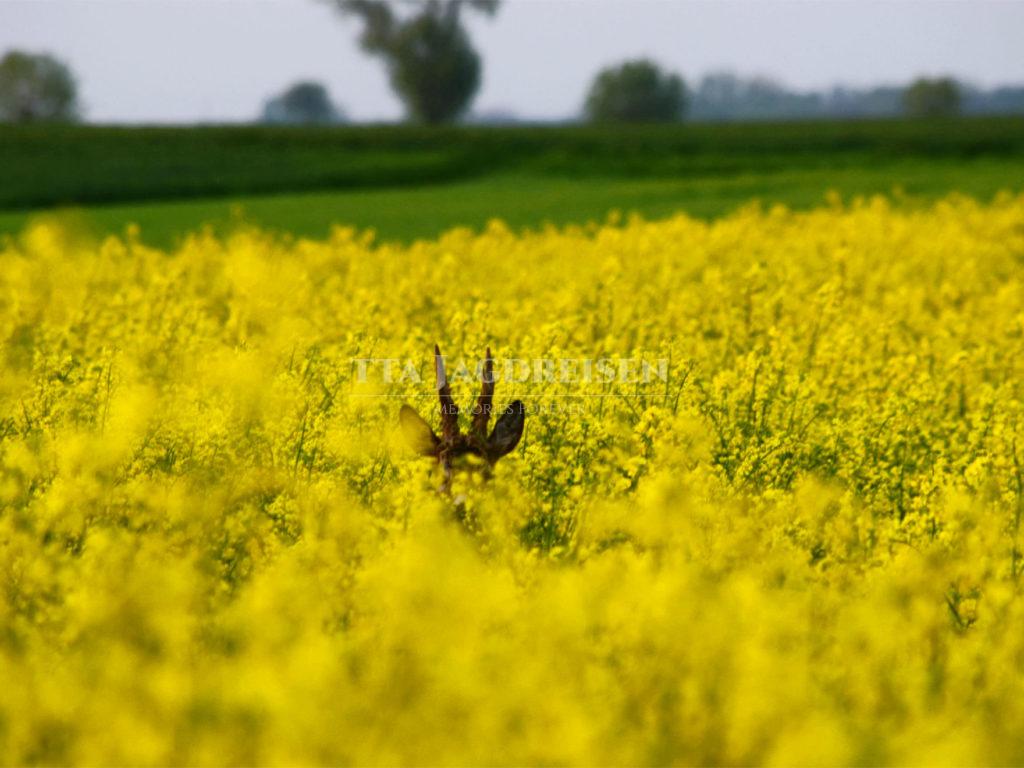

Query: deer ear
<box><xmin>399</xmin><ymin>404</ymin><xmax>440</xmax><ymax>457</ymax></box>
<box><xmin>488</xmin><ymin>400</ymin><xmax>525</xmax><ymax>459</ymax></box>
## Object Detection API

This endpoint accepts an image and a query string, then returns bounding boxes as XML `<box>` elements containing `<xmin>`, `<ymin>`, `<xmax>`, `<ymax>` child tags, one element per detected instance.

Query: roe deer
<box><xmin>399</xmin><ymin>345</ymin><xmax>525</xmax><ymax>491</ymax></box>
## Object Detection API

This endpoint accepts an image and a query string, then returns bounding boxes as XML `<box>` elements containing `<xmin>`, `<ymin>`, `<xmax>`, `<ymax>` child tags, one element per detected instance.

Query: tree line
<box><xmin>2</xmin><ymin>1</ymin><xmax>1022</xmax><ymax>125</ymax></box>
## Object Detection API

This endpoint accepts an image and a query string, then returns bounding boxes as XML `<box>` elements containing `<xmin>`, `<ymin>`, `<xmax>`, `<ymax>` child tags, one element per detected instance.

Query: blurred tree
<box><xmin>262</xmin><ymin>81</ymin><xmax>345</xmax><ymax>124</ymax></box>
<box><xmin>691</xmin><ymin>71</ymin><xmax>822</xmax><ymax>121</ymax></box>
<box><xmin>328</xmin><ymin>0</ymin><xmax>499</xmax><ymax>123</ymax></box>
<box><xmin>963</xmin><ymin>85</ymin><xmax>1024</xmax><ymax>116</ymax></box>
<box><xmin>903</xmin><ymin>77</ymin><xmax>962</xmax><ymax>118</ymax></box>
<box><xmin>584</xmin><ymin>59</ymin><xmax>686</xmax><ymax>123</ymax></box>
<box><xmin>0</xmin><ymin>50</ymin><xmax>79</xmax><ymax>123</ymax></box>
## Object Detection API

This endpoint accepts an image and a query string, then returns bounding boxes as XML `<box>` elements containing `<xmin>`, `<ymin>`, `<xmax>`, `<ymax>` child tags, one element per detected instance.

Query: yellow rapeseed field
<box><xmin>3</xmin><ymin>193</ymin><xmax>1024</xmax><ymax>765</ymax></box>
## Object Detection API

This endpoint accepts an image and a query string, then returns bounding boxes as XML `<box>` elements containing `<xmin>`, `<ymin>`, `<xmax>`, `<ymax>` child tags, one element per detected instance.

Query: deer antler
<box><xmin>399</xmin><ymin>344</ymin><xmax>526</xmax><ymax>492</ymax></box>
<box><xmin>435</xmin><ymin>344</ymin><xmax>459</xmax><ymax>442</ymax></box>
<box><xmin>471</xmin><ymin>347</ymin><xmax>494</xmax><ymax>438</ymax></box>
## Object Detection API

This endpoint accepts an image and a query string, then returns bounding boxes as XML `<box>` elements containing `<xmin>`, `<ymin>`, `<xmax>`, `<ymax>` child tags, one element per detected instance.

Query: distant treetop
<box><xmin>328</xmin><ymin>0</ymin><xmax>500</xmax><ymax>124</ymax></box>
<box><xmin>262</xmin><ymin>81</ymin><xmax>345</xmax><ymax>125</ymax></box>
<box><xmin>903</xmin><ymin>77</ymin><xmax>962</xmax><ymax>119</ymax></box>
<box><xmin>584</xmin><ymin>59</ymin><xmax>687</xmax><ymax>124</ymax></box>
<box><xmin>0</xmin><ymin>50</ymin><xmax>79</xmax><ymax>123</ymax></box>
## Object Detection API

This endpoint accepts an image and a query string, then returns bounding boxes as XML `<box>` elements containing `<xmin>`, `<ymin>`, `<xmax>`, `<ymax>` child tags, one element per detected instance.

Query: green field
<box><xmin>3</xmin><ymin>118</ymin><xmax>1024</xmax><ymax>244</ymax></box>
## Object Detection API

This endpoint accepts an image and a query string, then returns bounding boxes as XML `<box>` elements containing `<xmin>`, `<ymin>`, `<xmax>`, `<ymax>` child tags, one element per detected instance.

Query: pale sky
<box><xmin>2</xmin><ymin>0</ymin><xmax>1023</xmax><ymax>123</ymax></box>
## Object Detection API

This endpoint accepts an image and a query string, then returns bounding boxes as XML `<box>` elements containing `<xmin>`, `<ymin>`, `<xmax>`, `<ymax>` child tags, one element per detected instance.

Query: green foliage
<box><xmin>4</xmin><ymin>155</ymin><xmax>1024</xmax><ymax>251</ymax></box>
<box><xmin>332</xmin><ymin>1</ymin><xmax>499</xmax><ymax>123</ymax></box>
<box><xmin>0</xmin><ymin>50</ymin><xmax>79</xmax><ymax>123</ymax></box>
<box><xmin>262</xmin><ymin>81</ymin><xmax>344</xmax><ymax>125</ymax></box>
<box><xmin>904</xmin><ymin>77</ymin><xmax>962</xmax><ymax>118</ymax></box>
<box><xmin>584</xmin><ymin>59</ymin><xmax>687</xmax><ymax>123</ymax></box>
<box><xmin>3</xmin><ymin>118</ymin><xmax>1024</xmax><ymax>213</ymax></box>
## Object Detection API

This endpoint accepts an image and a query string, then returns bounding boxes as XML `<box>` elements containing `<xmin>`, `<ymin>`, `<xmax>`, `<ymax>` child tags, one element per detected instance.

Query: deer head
<box><xmin>399</xmin><ymin>344</ymin><xmax>525</xmax><ymax>491</ymax></box>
